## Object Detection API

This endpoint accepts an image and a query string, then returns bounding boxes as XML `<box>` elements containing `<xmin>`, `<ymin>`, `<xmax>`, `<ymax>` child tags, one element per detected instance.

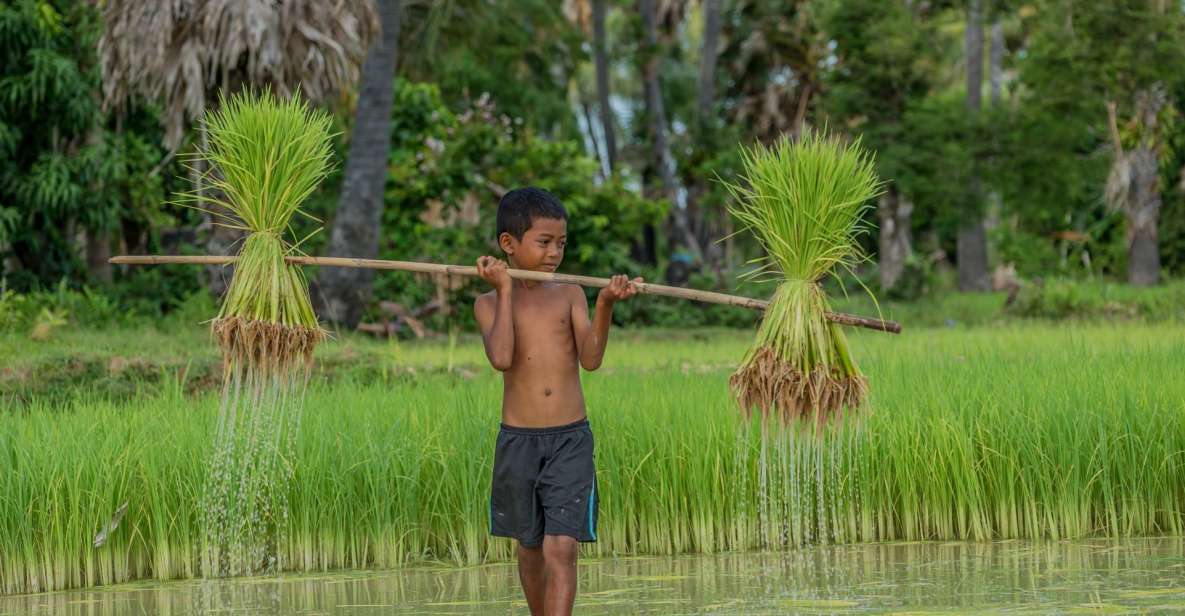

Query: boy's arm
<box><xmin>570</xmin><ymin>275</ymin><xmax>641</xmax><ymax>371</ymax></box>
<box><xmin>474</xmin><ymin>256</ymin><xmax>515</xmax><ymax>371</ymax></box>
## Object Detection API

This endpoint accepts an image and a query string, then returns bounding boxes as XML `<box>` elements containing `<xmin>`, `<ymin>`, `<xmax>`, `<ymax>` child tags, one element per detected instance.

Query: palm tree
<box><xmin>958</xmin><ymin>0</ymin><xmax>990</xmax><ymax>292</ymax></box>
<box><xmin>591</xmin><ymin>0</ymin><xmax>617</xmax><ymax>172</ymax></box>
<box><xmin>721</xmin><ymin>0</ymin><xmax>822</xmax><ymax>143</ymax></box>
<box><xmin>98</xmin><ymin>0</ymin><xmax>379</xmax><ymax>295</ymax></box>
<box><xmin>316</xmin><ymin>0</ymin><xmax>404</xmax><ymax>328</ymax></box>
<box><xmin>639</xmin><ymin>0</ymin><xmax>700</xmax><ymax>264</ymax></box>
<box><xmin>1106</xmin><ymin>89</ymin><xmax>1167</xmax><ymax>286</ymax></box>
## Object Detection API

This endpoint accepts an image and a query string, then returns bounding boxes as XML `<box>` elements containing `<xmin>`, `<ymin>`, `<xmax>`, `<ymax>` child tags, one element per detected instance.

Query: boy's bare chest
<box><xmin>510</xmin><ymin>291</ymin><xmax>573</xmax><ymax>343</ymax></box>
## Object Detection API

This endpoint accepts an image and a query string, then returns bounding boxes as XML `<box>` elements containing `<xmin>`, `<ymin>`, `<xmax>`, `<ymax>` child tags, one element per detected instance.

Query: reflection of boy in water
<box><xmin>474</xmin><ymin>187</ymin><xmax>641</xmax><ymax>616</ymax></box>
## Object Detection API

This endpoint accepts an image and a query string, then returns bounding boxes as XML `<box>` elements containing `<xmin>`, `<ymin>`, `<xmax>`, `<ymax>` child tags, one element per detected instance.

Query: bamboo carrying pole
<box><xmin>109</xmin><ymin>255</ymin><xmax>902</xmax><ymax>334</ymax></box>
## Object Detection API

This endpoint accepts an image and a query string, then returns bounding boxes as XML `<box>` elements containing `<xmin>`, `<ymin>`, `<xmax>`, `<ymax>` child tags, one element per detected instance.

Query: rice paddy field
<box><xmin>2</xmin><ymin>320</ymin><xmax>1184</xmax><ymax>601</ymax></box>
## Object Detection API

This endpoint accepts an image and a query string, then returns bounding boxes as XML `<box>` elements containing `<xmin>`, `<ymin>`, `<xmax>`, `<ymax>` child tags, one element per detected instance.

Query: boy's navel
<box><xmin>544</xmin><ymin>388</ymin><xmax>552</xmax><ymax>397</ymax></box>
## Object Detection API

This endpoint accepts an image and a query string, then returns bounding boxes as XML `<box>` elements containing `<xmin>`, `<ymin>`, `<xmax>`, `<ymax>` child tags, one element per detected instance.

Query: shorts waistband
<box><xmin>499</xmin><ymin>418</ymin><xmax>589</xmax><ymax>436</ymax></box>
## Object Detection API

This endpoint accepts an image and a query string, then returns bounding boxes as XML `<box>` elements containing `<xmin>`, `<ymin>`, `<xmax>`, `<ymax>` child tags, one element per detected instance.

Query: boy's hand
<box><xmin>477</xmin><ymin>256</ymin><xmax>513</xmax><ymax>292</ymax></box>
<box><xmin>598</xmin><ymin>274</ymin><xmax>643</xmax><ymax>304</ymax></box>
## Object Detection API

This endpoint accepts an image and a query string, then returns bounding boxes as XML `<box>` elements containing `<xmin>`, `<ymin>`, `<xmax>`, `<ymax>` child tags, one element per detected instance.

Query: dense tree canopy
<box><xmin>4</xmin><ymin>0</ymin><xmax>1185</xmax><ymax>325</ymax></box>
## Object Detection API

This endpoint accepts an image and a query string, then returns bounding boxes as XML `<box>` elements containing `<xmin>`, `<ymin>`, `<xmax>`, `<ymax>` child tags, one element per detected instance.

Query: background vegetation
<box><xmin>4</xmin><ymin>0</ymin><xmax>1185</xmax><ymax>336</ymax></box>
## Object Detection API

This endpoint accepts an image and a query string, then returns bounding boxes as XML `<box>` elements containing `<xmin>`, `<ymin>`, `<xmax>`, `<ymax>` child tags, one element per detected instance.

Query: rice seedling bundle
<box><xmin>725</xmin><ymin>131</ymin><xmax>882</xmax><ymax>423</ymax></box>
<box><xmin>181</xmin><ymin>90</ymin><xmax>332</xmax><ymax>577</ymax></box>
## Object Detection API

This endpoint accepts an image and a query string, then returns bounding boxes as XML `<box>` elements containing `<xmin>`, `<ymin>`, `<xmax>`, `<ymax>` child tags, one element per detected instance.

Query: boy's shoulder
<box><xmin>474</xmin><ymin>289</ymin><xmax>496</xmax><ymax>307</ymax></box>
<box><xmin>472</xmin><ymin>283</ymin><xmax>582</xmax><ymax>306</ymax></box>
<box><xmin>554</xmin><ymin>282</ymin><xmax>583</xmax><ymax>295</ymax></box>
<box><xmin>550</xmin><ymin>282</ymin><xmax>587</xmax><ymax>305</ymax></box>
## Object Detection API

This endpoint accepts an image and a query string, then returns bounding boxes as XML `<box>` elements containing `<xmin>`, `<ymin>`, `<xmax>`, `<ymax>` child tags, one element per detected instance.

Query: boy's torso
<box><xmin>488</xmin><ymin>282</ymin><xmax>586</xmax><ymax>427</ymax></box>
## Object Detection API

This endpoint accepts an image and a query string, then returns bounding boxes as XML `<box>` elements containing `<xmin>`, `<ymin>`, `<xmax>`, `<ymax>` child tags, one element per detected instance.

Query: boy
<box><xmin>474</xmin><ymin>187</ymin><xmax>641</xmax><ymax>616</ymax></box>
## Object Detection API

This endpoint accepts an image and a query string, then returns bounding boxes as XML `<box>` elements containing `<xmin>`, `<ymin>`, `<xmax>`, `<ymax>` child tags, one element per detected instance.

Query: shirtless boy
<box><xmin>474</xmin><ymin>187</ymin><xmax>641</xmax><ymax>616</ymax></box>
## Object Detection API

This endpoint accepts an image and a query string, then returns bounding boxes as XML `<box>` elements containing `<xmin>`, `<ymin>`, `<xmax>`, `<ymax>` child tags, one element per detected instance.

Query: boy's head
<box><xmin>496</xmin><ymin>187</ymin><xmax>568</xmax><ymax>271</ymax></box>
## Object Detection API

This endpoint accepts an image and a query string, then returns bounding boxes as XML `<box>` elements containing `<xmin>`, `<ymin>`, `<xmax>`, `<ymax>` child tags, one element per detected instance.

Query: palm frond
<box><xmin>98</xmin><ymin>0</ymin><xmax>378</xmax><ymax>149</ymax></box>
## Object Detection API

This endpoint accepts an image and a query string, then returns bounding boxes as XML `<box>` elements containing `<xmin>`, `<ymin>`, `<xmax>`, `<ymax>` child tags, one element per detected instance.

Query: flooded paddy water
<box><xmin>5</xmin><ymin>537</ymin><xmax>1184</xmax><ymax>615</ymax></box>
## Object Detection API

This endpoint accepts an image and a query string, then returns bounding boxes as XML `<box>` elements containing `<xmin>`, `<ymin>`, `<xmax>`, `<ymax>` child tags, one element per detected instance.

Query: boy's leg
<box><xmin>516</xmin><ymin>541</ymin><xmax>546</xmax><ymax>616</ymax></box>
<box><xmin>490</xmin><ymin>428</ymin><xmax>548</xmax><ymax>612</ymax></box>
<box><xmin>536</xmin><ymin>423</ymin><xmax>598</xmax><ymax>616</ymax></box>
<box><xmin>542</xmin><ymin>534</ymin><xmax>579</xmax><ymax>616</ymax></box>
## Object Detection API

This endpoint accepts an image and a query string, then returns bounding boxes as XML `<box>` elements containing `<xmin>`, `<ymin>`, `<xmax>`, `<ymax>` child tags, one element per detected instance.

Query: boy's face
<box><xmin>500</xmin><ymin>217</ymin><xmax>566</xmax><ymax>272</ymax></box>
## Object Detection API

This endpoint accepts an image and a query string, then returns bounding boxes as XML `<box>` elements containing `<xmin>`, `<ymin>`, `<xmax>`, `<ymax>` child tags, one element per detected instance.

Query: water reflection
<box><xmin>4</xmin><ymin>537</ymin><xmax>1185</xmax><ymax>615</ymax></box>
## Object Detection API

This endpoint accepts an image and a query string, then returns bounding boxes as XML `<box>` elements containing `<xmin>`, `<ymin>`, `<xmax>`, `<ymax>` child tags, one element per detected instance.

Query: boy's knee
<box><xmin>542</xmin><ymin>534</ymin><xmax>579</xmax><ymax>565</ymax></box>
<box><xmin>517</xmin><ymin>541</ymin><xmax>544</xmax><ymax>558</ymax></box>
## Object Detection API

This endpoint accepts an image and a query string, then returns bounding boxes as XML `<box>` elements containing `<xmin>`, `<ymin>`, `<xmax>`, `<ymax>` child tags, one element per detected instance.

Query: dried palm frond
<box><xmin>98</xmin><ymin>0</ymin><xmax>379</xmax><ymax>149</ymax></box>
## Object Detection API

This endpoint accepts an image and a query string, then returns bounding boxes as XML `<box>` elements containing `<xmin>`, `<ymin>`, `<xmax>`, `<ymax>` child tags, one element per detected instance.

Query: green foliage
<box><xmin>879</xmin><ymin>255</ymin><xmax>936</xmax><ymax>302</ymax></box>
<box><xmin>400</xmin><ymin>0</ymin><xmax>584</xmax><ymax>140</ymax></box>
<box><xmin>365</xmin><ymin>80</ymin><xmax>665</xmax><ymax>328</ymax></box>
<box><xmin>1032</xmin><ymin>0</ymin><xmax>1185</xmax><ymax>105</ymax></box>
<box><xmin>0</xmin><ymin>0</ymin><xmax>100</xmax><ymax>287</ymax></box>
<box><xmin>183</xmin><ymin>91</ymin><xmax>334</xmax><ymax>237</ymax></box>
<box><xmin>821</xmin><ymin>0</ymin><xmax>933</xmax><ymax>178</ymax></box>
<box><xmin>0</xmin><ymin>281</ymin><xmax>119</xmax><ymax>331</ymax></box>
<box><xmin>899</xmin><ymin>93</ymin><xmax>983</xmax><ymax>236</ymax></box>
<box><xmin>0</xmin><ymin>0</ymin><xmax>173</xmax><ymax>291</ymax></box>
<box><xmin>1004</xmin><ymin>0</ymin><xmax>1185</xmax><ymax>278</ymax></box>
<box><xmin>611</xmin><ymin>268</ymin><xmax>764</xmax><ymax>329</ymax></box>
<box><xmin>820</xmin><ymin>0</ymin><xmax>986</xmax><ymax>265</ymax></box>
<box><xmin>1007</xmin><ymin>277</ymin><xmax>1185</xmax><ymax>321</ymax></box>
<box><xmin>1158</xmin><ymin>80</ymin><xmax>1185</xmax><ymax>276</ymax></box>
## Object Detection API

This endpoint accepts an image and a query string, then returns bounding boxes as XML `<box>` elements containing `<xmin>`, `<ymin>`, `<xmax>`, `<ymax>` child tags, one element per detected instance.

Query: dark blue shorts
<box><xmin>489</xmin><ymin>419</ymin><xmax>598</xmax><ymax>547</ymax></box>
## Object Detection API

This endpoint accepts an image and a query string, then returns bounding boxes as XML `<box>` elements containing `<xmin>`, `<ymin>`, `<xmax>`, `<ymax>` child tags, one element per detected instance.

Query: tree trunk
<box><xmin>1125</xmin><ymin>146</ymin><xmax>1161</xmax><ymax>286</ymax></box>
<box><xmin>1106</xmin><ymin>88</ymin><xmax>1165</xmax><ymax>286</ymax></box>
<box><xmin>989</xmin><ymin>19</ymin><xmax>1003</xmax><ymax>103</ymax></box>
<box><xmin>592</xmin><ymin>0</ymin><xmax>616</xmax><ymax>173</ymax></box>
<box><xmin>315</xmin><ymin>0</ymin><xmax>403</xmax><ymax>327</ymax></box>
<box><xmin>959</xmin><ymin>0</ymin><xmax>989</xmax><ymax>292</ymax></box>
<box><xmin>578</xmin><ymin>86</ymin><xmax>603</xmax><ymax>175</ymax></box>
<box><xmin>689</xmin><ymin>0</ymin><xmax>722</xmax><ymax>270</ymax></box>
<box><xmin>697</xmin><ymin>0</ymin><xmax>721</xmax><ymax>124</ymax></box>
<box><xmin>86</xmin><ymin>229</ymin><xmax>112</xmax><ymax>283</ymax></box>
<box><xmin>985</xmin><ymin>16</ymin><xmax>1004</xmax><ymax>260</ymax></box>
<box><xmin>957</xmin><ymin>220</ymin><xmax>989</xmax><ymax>291</ymax></box>
<box><xmin>639</xmin><ymin>0</ymin><xmax>700</xmax><ymax>262</ymax></box>
<box><xmin>878</xmin><ymin>186</ymin><xmax>913</xmax><ymax>291</ymax></box>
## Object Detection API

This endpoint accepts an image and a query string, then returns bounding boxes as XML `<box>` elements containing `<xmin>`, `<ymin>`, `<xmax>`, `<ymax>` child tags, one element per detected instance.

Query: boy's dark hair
<box><xmin>496</xmin><ymin>187</ymin><xmax>568</xmax><ymax>240</ymax></box>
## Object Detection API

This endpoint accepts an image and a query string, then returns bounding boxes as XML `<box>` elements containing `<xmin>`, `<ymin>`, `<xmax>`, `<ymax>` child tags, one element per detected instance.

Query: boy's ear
<box><xmin>497</xmin><ymin>232</ymin><xmax>516</xmax><ymax>255</ymax></box>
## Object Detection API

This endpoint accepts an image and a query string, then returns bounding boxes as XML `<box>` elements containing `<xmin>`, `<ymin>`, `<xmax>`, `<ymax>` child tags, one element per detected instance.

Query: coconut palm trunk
<box><xmin>639</xmin><ymin>0</ymin><xmax>701</xmax><ymax>263</ymax></box>
<box><xmin>592</xmin><ymin>0</ymin><xmax>617</xmax><ymax>173</ymax></box>
<box><xmin>317</xmin><ymin>0</ymin><xmax>404</xmax><ymax>327</ymax></box>
<box><xmin>1106</xmin><ymin>88</ymin><xmax>1166</xmax><ymax>287</ymax></box>
<box><xmin>958</xmin><ymin>0</ymin><xmax>989</xmax><ymax>292</ymax></box>
<box><xmin>691</xmin><ymin>0</ymin><xmax>723</xmax><ymax>270</ymax></box>
<box><xmin>878</xmin><ymin>185</ymin><xmax>913</xmax><ymax>291</ymax></box>
<box><xmin>1123</xmin><ymin>147</ymin><xmax>1162</xmax><ymax>286</ymax></box>
<box><xmin>697</xmin><ymin>0</ymin><xmax>721</xmax><ymax>124</ymax></box>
